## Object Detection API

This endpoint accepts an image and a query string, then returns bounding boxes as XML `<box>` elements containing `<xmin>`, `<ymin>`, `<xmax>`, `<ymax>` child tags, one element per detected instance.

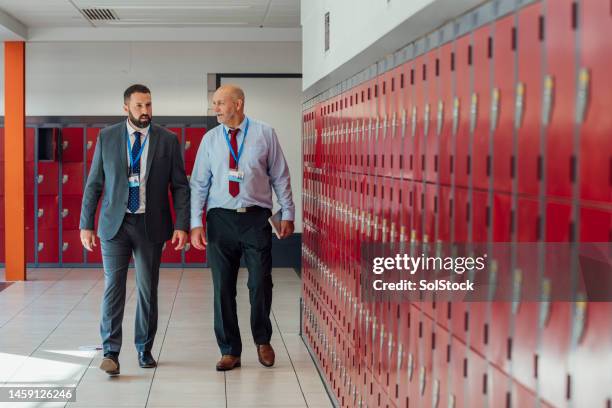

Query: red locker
<box><xmin>513</xmin><ymin>198</ymin><xmax>541</xmax><ymax>390</ymax></box>
<box><xmin>402</xmin><ymin>59</ymin><xmax>416</xmax><ymax>182</ymax></box>
<box><xmin>424</xmin><ymin>51</ymin><xmax>438</xmax><ymax>184</ymax></box>
<box><xmin>432</xmin><ymin>327</ymin><xmax>451</xmax><ymax>408</ymax></box>
<box><xmin>448</xmin><ymin>336</ymin><xmax>468</xmax><ymax>408</ymax></box>
<box><xmin>466</xmin><ymin>350</ymin><xmax>488</xmax><ymax>408</ymax></box>
<box><xmin>472</xmin><ymin>25</ymin><xmax>492</xmax><ymax>191</ymax></box>
<box><xmin>37</xmin><ymin>195</ymin><xmax>59</xmax><ymax>230</ymax></box>
<box><xmin>25</xmin><ymin>127</ymin><xmax>36</xmax><ymax>162</ymax></box>
<box><xmin>184</xmin><ymin>243</ymin><xmax>206</xmax><ymax>264</ymax></box>
<box><xmin>25</xmin><ymin>228</ymin><xmax>36</xmax><ymax>263</ymax></box>
<box><xmin>0</xmin><ymin>166</ymin><xmax>4</xmax><ymax>195</ymax></box>
<box><xmin>545</xmin><ymin>0</ymin><xmax>576</xmax><ymax>199</ymax></box>
<box><xmin>454</xmin><ymin>34</ymin><xmax>472</xmax><ymax>189</ymax></box>
<box><xmin>0</xmin><ymin>127</ymin><xmax>3</xmax><ymax>158</ymax></box>
<box><xmin>61</xmin><ymin>127</ymin><xmax>84</xmax><ymax>162</ymax></box>
<box><xmin>454</xmin><ymin>188</ymin><xmax>469</xmax><ymax>243</ymax></box>
<box><xmin>86</xmin><ymin>127</ymin><xmax>102</xmax><ymax>164</ymax></box>
<box><xmin>424</xmin><ymin>184</ymin><xmax>437</xmax><ymax>248</ymax></box>
<box><xmin>62</xmin><ymin>229</ymin><xmax>83</xmax><ymax>264</ymax></box>
<box><xmin>412</xmin><ymin>52</ymin><xmax>426</xmax><ymax>183</ymax></box>
<box><xmin>517</xmin><ymin>4</ymin><xmax>543</xmax><ymax>197</ymax></box>
<box><xmin>489</xmin><ymin>366</ymin><xmax>511</xmax><ymax>408</ymax></box>
<box><xmin>61</xmin><ymin>162</ymin><xmax>84</xmax><ymax>195</ymax></box>
<box><xmin>25</xmin><ymin>195</ymin><xmax>35</xmax><ymax>229</ymax></box>
<box><xmin>0</xmin><ymin>228</ymin><xmax>4</xmax><ymax>264</ymax></box>
<box><xmin>390</xmin><ymin>66</ymin><xmax>404</xmax><ymax>179</ymax></box>
<box><xmin>37</xmin><ymin>162</ymin><xmax>59</xmax><ymax>195</ymax></box>
<box><xmin>492</xmin><ymin>15</ymin><xmax>516</xmax><ymax>194</ymax></box>
<box><xmin>438</xmin><ymin>43</ymin><xmax>454</xmax><ymax>187</ymax></box>
<box><xmin>37</xmin><ymin>229</ymin><xmax>59</xmax><ymax>263</ymax></box>
<box><xmin>61</xmin><ymin>195</ymin><xmax>82</xmax><ymax>230</ymax></box>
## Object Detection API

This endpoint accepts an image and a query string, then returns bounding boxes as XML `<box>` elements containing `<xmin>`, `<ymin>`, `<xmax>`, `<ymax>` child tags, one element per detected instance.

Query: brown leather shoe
<box><xmin>257</xmin><ymin>344</ymin><xmax>275</xmax><ymax>367</ymax></box>
<box><xmin>216</xmin><ymin>355</ymin><xmax>241</xmax><ymax>371</ymax></box>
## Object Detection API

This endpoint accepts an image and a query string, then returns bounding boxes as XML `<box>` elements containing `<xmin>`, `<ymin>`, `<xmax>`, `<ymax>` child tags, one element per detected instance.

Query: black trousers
<box><xmin>99</xmin><ymin>213</ymin><xmax>164</xmax><ymax>354</ymax></box>
<box><xmin>206</xmin><ymin>207</ymin><xmax>273</xmax><ymax>356</ymax></box>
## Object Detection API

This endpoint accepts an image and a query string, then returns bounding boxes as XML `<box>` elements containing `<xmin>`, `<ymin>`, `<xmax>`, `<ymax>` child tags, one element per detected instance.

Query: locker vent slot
<box><xmin>411</xmin><ymin>69</ymin><xmax>415</xmax><ymax>85</ymax></box>
<box><xmin>419</xmin><ymin>321</ymin><xmax>423</xmax><ymax>338</ymax></box>
<box><xmin>463</xmin><ymin>358</ymin><xmax>468</xmax><ymax>377</ymax></box>
<box><xmin>422</xmin><ymin>64</ymin><xmax>427</xmax><ymax>81</ymax></box>
<box><xmin>488</xmin><ymin>36</ymin><xmax>493</xmax><ymax>58</ymax></box>
<box><xmin>400</xmin><ymin>74</ymin><xmax>405</xmax><ymax>89</ymax></box>
<box><xmin>451</xmin><ymin>52</ymin><xmax>455</xmax><ymax>71</ymax></box>
<box><xmin>534</xmin><ymin>354</ymin><xmax>539</xmax><ymax>378</ymax></box>
<box><xmin>374</xmin><ymin>84</ymin><xmax>378</xmax><ymax>98</ymax></box>
<box><xmin>484</xmin><ymin>323</ymin><xmax>489</xmax><ymax>344</ymax></box>
<box><xmin>570</xmin><ymin>155</ymin><xmax>576</xmax><ymax>183</ymax></box>
<box><xmin>468</xmin><ymin>45</ymin><xmax>473</xmax><ymax>65</ymax></box>
<box><xmin>539</xmin><ymin>15</ymin><xmax>545</xmax><ymax>41</ymax></box>
<box><xmin>537</xmin><ymin>155</ymin><xmax>543</xmax><ymax>181</ymax></box>
<box><xmin>506</xmin><ymin>392</ymin><xmax>511</xmax><ymax>408</ymax></box>
<box><xmin>511</xmin><ymin>26</ymin><xmax>517</xmax><ymax>51</ymax></box>
<box><xmin>391</xmin><ymin>78</ymin><xmax>395</xmax><ymax>92</ymax></box>
<box><xmin>566</xmin><ymin>374</ymin><xmax>572</xmax><ymax>399</ymax></box>
<box><xmin>464</xmin><ymin>311</ymin><xmax>469</xmax><ymax>331</ymax></box>
<box><xmin>81</xmin><ymin>8</ymin><xmax>118</xmax><ymax>21</ymax></box>
<box><xmin>507</xmin><ymin>337</ymin><xmax>513</xmax><ymax>360</ymax></box>
<box><xmin>483</xmin><ymin>373</ymin><xmax>488</xmax><ymax>394</ymax></box>
<box><xmin>571</xmin><ymin>2</ymin><xmax>578</xmax><ymax>30</ymax></box>
<box><xmin>435</xmin><ymin>58</ymin><xmax>440</xmax><ymax>76</ymax></box>
<box><xmin>383</xmin><ymin>81</ymin><xmax>386</xmax><ymax>95</ymax></box>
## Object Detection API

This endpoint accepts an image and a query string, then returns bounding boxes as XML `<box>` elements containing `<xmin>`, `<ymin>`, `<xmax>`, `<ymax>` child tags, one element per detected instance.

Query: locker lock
<box><xmin>572</xmin><ymin>293</ymin><xmax>587</xmax><ymax>346</ymax></box>
<box><xmin>62</xmin><ymin>141</ymin><xmax>69</xmax><ymax>150</ymax></box>
<box><xmin>433</xmin><ymin>379</ymin><xmax>440</xmax><ymax>408</ymax></box>
<box><xmin>452</xmin><ymin>97</ymin><xmax>460</xmax><ymax>136</ymax></box>
<box><xmin>37</xmin><ymin>209</ymin><xmax>44</xmax><ymax>218</ymax></box>
<box><xmin>62</xmin><ymin>175</ymin><xmax>69</xmax><ymax>184</ymax></box>
<box><xmin>512</xmin><ymin>268</ymin><xmax>523</xmax><ymax>314</ymax></box>
<box><xmin>62</xmin><ymin>209</ymin><xmax>69</xmax><ymax>218</ymax></box>
<box><xmin>62</xmin><ymin>242</ymin><xmax>69</xmax><ymax>251</ymax></box>
<box><xmin>184</xmin><ymin>243</ymin><xmax>191</xmax><ymax>252</ymax></box>
<box><xmin>185</xmin><ymin>141</ymin><xmax>191</xmax><ymax>150</ymax></box>
<box><xmin>87</xmin><ymin>140</ymin><xmax>93</xmax><ymax>150</ymax></box>
<box><xmin>448</xmin><ymin>393</ymin><xmax>456</xmax><ymax>408</ymax></box>
<box><xmin>408</xmin><ymin>353</ymin><xmax>414</xmax><ymax>381</ymax></box>
<box><xmin>539</xmin><ymin>278</ymin><xmax>552</xmax><ymax>329</ymax></box>
<box><xmin>37</xmin><ymin>242</ymin><xmax>44</xmax><ymax>252</ymax></box>
<box><xmin>419</xmin><ymin>366</ymin><xmax>426</xmax><ymax>395</ymax></box>
<box><xmin>37</xmin><ymin>175</ymin><xmax>44</xmax><ymax>184</ymax></box>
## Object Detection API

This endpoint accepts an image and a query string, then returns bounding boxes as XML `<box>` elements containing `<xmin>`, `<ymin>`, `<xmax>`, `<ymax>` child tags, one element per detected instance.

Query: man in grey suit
<box><xmin>80</xmin><ymin>84</ymin><xmax>190</xmax><ymax>376</ymax></box>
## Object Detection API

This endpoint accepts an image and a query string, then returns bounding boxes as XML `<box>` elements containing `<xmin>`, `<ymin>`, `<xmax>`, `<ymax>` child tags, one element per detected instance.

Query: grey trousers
<box><xmin>99</xmin><ymin>213</ymin><xmax>163</xmax><ymax>354</ymax></box>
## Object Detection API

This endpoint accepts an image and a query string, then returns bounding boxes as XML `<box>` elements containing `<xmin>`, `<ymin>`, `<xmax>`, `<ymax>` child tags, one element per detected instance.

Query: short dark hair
<box><xmin>124</xmin><ymin>84</ymin><xmax>151</xmax><ymax>103</ymax></box>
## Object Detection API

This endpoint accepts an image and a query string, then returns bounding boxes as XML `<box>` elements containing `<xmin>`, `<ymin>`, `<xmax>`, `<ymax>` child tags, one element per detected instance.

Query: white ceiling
<box><xmin>0</xmin><ymin>0</ymin><xmax>301</xmax><ymax>41</ymax></box>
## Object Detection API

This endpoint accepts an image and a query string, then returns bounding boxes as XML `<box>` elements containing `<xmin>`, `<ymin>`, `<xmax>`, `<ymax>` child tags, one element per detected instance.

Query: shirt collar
<box><xmin>126</xmin><ymin>119</ymin><xmax>150</xmax><ymax>137</ymax></box>
<box><xmin>223</xmin><ymin>116</ymin><xmax>247</xmax><ymax>134</ymax></box>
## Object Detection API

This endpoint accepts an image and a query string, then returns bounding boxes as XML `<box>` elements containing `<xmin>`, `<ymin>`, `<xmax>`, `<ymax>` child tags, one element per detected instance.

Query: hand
<box><xmin>190</xmin><ymin>227</ymin><xmax>207</xmax><ymax>250</ymax></box>
<box><xmin>80</xmin><ymin>229</ymin><xmax>97</xmax><ymax>252</ymax></box>
<box><xmin>279</xmin><ymin>220</ymin><xmax>294</xmax><ymax>239</ymax></box>
<box><xmin>172</xmin><ymin>230</ymin><xmax>188</xmax><ymax>250</ymax></box>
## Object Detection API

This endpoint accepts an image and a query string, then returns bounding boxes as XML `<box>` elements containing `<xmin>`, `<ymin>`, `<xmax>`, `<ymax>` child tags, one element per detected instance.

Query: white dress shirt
<box><xmin>126</xmin><ymin>119</ymin><xmax>150</xmax><ymax>214</ymax></box>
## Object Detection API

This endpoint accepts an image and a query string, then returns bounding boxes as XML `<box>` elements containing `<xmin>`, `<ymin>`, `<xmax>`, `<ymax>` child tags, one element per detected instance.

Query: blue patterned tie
<box><xmin>127</xmin><ymin>131</ymin><xmax>141</xmax><ymax>213</ymax></box>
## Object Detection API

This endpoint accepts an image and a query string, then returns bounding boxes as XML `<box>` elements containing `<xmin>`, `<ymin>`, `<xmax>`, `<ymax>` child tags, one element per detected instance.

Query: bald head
<box><xmin>212</xmin><ymin>84</ymin><xmax>246</xmax><ymax>128</ymax></box>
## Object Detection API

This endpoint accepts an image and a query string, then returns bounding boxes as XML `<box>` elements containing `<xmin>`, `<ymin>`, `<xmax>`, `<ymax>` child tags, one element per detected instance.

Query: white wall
<box><xmin>0</xmin><ymin>41</ymin><xmax>301</xmax><ymax>115</ymax></box>
<box><xmin>301</xmin><ymin>0</ymin><xmax>482</xmax><ymax>93</ymax></box>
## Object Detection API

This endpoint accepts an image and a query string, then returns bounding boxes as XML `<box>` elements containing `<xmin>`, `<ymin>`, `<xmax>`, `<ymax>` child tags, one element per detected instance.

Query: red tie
<box><xmin>229</xmin><ymin>128</ymin><xmax>240</xmax><ymax>197</ymax></box>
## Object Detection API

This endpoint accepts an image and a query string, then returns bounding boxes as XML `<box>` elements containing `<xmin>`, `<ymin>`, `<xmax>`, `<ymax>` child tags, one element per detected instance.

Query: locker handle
<box><xmin>37</xmin><ymin>242</ymin><xmax>44</xmax><ymax>252</ymax></box>
<box><xmin>62</xmin><ymin>242</ymin><xmax>69</xmax><ymax>251</ymax></box>
<box><xmin>37</xmin><ymin>208</ymin><xmax>44</xmax><ymax>218</ymax></box>
<box><xmin>37</xmin><ymin>175</ymin><xmax>44</xmax><ymax>184</ymax></box>
<box><xmin>162</xmin><ymin>243</ymin><xmax>167</xmax><ymax>250</ymax></box>
<box><xmin>62</xmin><ymin>209</ymin><xmax>69</xmax><ymax>218</ymax></box>
<box><xmin>185</xmin><ymin>243</ymin><xmax>191</xmax><ymax>252</ymax></box>
<box><xmin>87</xmin><ymin>140</ymin><xmax>93</xmax><ymax>150</ymax></box>
<box><xmin>185</xmin><ymin>141</ymin><xmax>191</xmax><ymax>150</ymax></box>
<box><xmin>62</xmin><ymin>140</ymin><xmax>69</xmax><ymax>150</ymax></box>
<box><xmin>62</xmin><ymin>175</ymin><xmax>69</xmax><ymax>184</ymax></box>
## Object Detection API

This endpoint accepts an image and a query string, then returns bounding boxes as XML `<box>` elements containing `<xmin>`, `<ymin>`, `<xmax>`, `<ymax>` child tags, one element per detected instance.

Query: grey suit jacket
<box><xmin>79</xmin><ymin>121</ymin><xmax>190</xmax><ymax>243</ymax></box>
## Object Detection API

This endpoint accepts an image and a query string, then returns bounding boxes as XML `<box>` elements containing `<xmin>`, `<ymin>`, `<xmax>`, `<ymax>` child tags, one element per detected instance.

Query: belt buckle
<box><xmin>237</xmin><ymin>207</ymin><xmax>247</xmax><ymax>213</ymax></box>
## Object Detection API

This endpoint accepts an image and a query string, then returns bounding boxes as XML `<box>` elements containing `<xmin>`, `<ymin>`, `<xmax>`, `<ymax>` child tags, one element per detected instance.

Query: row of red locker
<box><xmin>303</xmin><ymin>169</ymin><xmax>612</xmax><ymax>245</ymax></box>
<box><xmin>301</xmin><ymin>246</ymin><xmax>612</xmax><ymax>408</ymax></box>
<box><xmin>0</xmin><ymin>125</ymin><xmax>208</xmax><ymax>265</ymax></box>
<box><xmin>303</xmin><ymin>0</ymin><xmax>612</xmax><ymax>206</ymax></box>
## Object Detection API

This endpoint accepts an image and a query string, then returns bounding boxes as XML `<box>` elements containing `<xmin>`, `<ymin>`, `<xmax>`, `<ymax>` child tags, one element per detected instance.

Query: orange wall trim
<box><xmin>4</xmin><ymin>42</ymin><xmax>26</xmax><ymax>281</ymax></box>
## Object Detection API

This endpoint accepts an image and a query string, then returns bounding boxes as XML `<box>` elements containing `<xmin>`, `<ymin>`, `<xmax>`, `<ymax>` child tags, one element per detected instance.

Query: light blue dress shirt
<box><xmin>190</xmin><ymin>117</ymin><xmax>295</xmax><ymax>228</ymax></box>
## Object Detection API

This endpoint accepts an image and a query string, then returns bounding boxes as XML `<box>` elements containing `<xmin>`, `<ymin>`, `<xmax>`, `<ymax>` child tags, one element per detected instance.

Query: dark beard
<box><xmin>129</xmin><ymin>111</ymin><xmax>151</xmax><ymax>129</ymax></box>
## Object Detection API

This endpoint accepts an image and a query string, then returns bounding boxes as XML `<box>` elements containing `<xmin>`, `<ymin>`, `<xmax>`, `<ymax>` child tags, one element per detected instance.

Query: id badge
<box><xmin>128</xmin><ymin>173</ymin><xmax>140</xmax><ymax>188</ymax></box>
<box><xmin>228</xmin><ymin>169</ymin><xmax>244</xmax><ymax>183</ymax></box>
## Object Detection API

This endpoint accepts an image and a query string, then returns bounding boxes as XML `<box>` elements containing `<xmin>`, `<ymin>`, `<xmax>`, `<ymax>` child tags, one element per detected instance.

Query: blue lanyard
<box><xmin>125</xmin><ymin>127</ymin><xmax>149</xmax><ymax>172</ymax></box>
<box><xmin>223</xmin><ymin>118</ymin><xmax>250</xmax><ymax>166</ymax></box>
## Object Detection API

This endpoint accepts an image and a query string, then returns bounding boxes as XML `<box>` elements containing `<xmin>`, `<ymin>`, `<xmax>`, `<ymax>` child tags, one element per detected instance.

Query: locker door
<box><xmin>492</xmin><ymin>15</ymin><xmax>516</xmax><ymax>194</ymax></box>
<box><xmin>424</xmin><ymin>184</ymin><xmax>437</xmax><ymax>247</ymax></box>
<box><xmin>61</xmin><ymin>230</ymin><xmax>83</xmax><ymax>264</ymax></box>
<box><xmin>38</xmin><ymin>229</ymin><xmax>59</xmax><ymax>263</ymax></box>
<box><xmin>438</xmin><ymin>43</ymin><xmax>454</xmax><ymax>187</ymax></box>
<box><xmin>472</xmin><ymin>25</ymin><xmax>492</xmax><ymax>191</ymax></box>
<box><xmin>513</xmin><ymin>198</ymin><xmax>540</xmax><ymax>390</ymax></box>
<box><xmin>402</xmin><ymin>60</ymin><xmax>416</xmax><ymax>182</ymax></box>
<box><xmin>61</xmin><ymin>163</ymin><xmax>84</xmax><ymax>195</ymax></box>
<box><xmin>545</xmin><ymin>0</ymin><xmax>576</xmax><ymax>199</ymax></box>
<box><xmin>489</xmin><ymin>366</ymin><xmax>511</xmax><ymax>408</ymax></box>
<box><xmin>454</xmin><ymin>187</ymin><xmax>469</xmax><ymax>243</ymax></box>
<box><xmin>423</xmin><ymin>51</ymin><xmax>437</xmax><ymax>184</ymax></box>
<box><xmin>25</xmin><ymin>228</ymin><xmax>36</xmax><ymax>263</ymax></box>
<box><xmin>390</xmin><ymin>66</ymin><xmax>404</xmax><ymax>179</ymax></box>
<box><xmin>448</xmin><ymin>336</ymin><xmax>467</xmax><ymax>408</ymax></box>
<box><xmin>517</xmin><ymin>4</ymin><xmax>543</xmax><ymax>197</ymax></box>
<box><xmin>37</xmin><ymin>195</ymin><xmax>59</xmax><ymax>230</ymax></box>
<box><xmin>25</xmin><ymin>127</ymin><xmax>36</xmax><ymax>162</ymax></box>
<box><xmin>61</xmin><ymin>127</ymin><xmax>84</xmax><ymax>162</ymax></box>
<box><xmin>539</xmin><ymin>201</ymin><xmax>572</xmax><ymax>408</ymax></box>
<box><xmin>37</xmin><ymin>162</ymin><xmax>59</xmax><ymax>195</ymax></box>
<box><xmin>184</xmin><ymin>128</ymin><xmax>206</xmax><ymax>165</ymax></box>
<box><xmin>61</xmin><ymin>195</ymin><xmax>82</xmax><ymax>230</ymax></box>
<box><xmin>413</xmin><ymin>182</ymin><xmax>423</xmax><ymax>243</ymax></box>
<box><xmin>413</xmin><ymin>53</ymin><xmax>426</xmax><ymax>183</ymax></box>
<box><xmin>432</xmin><ymin>327</ymin><xmax>450</xmax><ymax>408</ymax></box>
<box><xmin>579</xmin><ymin>0</ymin><xmax>612</xmax><ymax>204</ymax></box>
<box><xmin>454</xmin><ymin>34</ymin><xmax>472</xmax><ymax>189</ymax></box>
<box><xmin>86</xmin><ymin>128</ymin><xmax>102</xmax><ymax>164</ymax></box>
<box><xmin>466</xmin><ymin>350</ymin><xmax>488</xmax><ymax>408</ymax></box>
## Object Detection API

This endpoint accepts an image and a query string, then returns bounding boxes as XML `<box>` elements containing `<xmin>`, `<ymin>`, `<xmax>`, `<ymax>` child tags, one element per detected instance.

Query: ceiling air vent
<box><xmin>82</xmin><ymin>8</ymin><xmax>118</xmax><ymax>21</ymax></box>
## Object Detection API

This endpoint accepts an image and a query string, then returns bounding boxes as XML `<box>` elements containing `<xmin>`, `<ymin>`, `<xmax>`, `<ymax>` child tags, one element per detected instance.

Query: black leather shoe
<box><xmin>100</xmin><ymin>353</ymin><xmax>120</xmax><ymax>376</ymax></box>
<box><xmin>138</xmin><ymin>351</ymin><xmax>157</xmax><ymax>368</ymax></box>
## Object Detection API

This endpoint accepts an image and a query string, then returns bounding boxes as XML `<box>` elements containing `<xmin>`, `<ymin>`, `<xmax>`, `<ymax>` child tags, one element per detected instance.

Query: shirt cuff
<box><xmin>281</xmin><ymin>210</ymin><xmax>295</xmax><ymax>222</ymax></box>
<box><xmin>190</xmin><ymin>218</ymin><xmax>204</xmax><ymax>229</ymax></box>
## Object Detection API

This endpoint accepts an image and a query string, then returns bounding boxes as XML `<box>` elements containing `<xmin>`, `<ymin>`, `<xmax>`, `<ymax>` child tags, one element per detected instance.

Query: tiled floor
<box><xmin>0</xmin><ymin>268</ymin><xmax>332</xmax><ymax>407</ymax></box>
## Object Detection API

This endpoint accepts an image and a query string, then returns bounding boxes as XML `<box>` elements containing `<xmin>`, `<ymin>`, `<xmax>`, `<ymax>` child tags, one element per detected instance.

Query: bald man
<box><xmin>190</xmin><ymin>85</ymin><xmax>295</xmax><ymax>371</ymax></box>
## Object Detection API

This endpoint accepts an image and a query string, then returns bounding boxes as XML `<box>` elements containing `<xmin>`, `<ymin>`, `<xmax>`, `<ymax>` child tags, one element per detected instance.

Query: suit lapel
<box><xmin>145</xmin><ymin>124</ymin><xmax>159</xmax><ymax>177</ymax></box>
<box><xmin>119</xmin><ymin>123</ymin><xmax>128</xmax><ymax>176</ymax></box>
